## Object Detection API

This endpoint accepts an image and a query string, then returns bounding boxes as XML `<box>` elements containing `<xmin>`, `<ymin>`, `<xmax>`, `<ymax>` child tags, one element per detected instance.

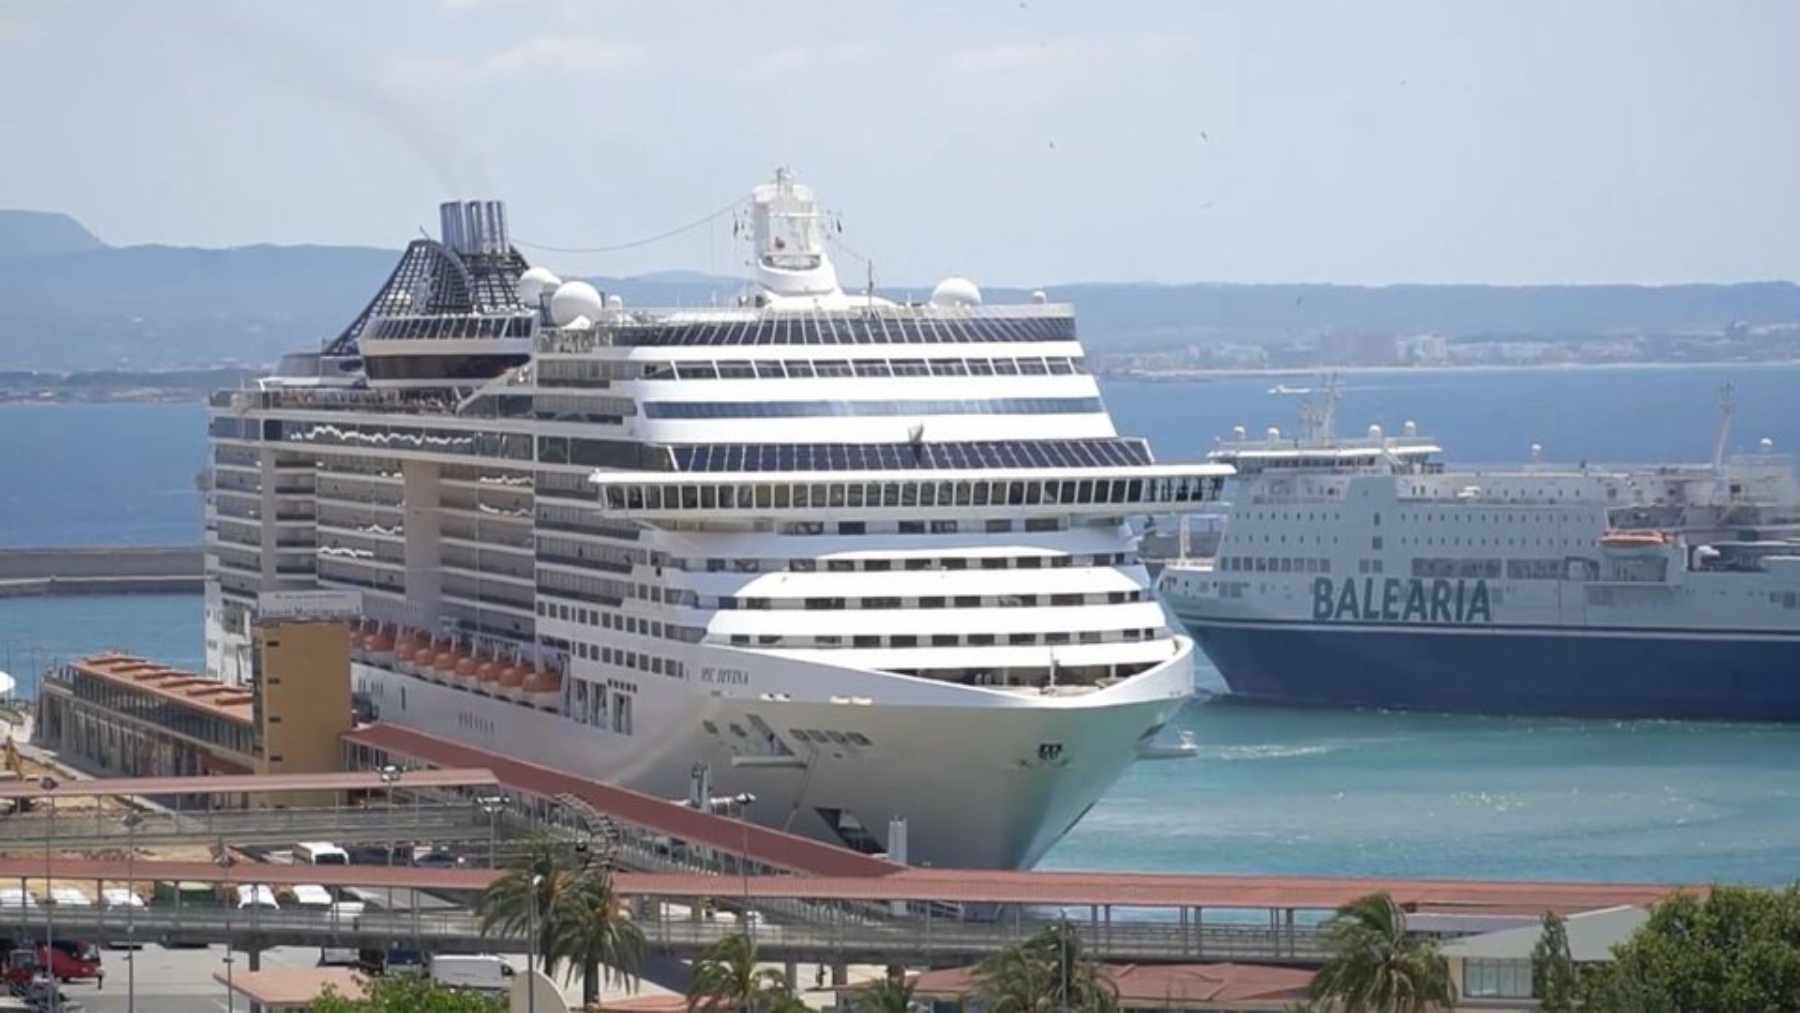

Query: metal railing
<box><xmin>0</xmin><ymin>901</ymin><xmax>1326</xmax><ymax>964</ymax></box>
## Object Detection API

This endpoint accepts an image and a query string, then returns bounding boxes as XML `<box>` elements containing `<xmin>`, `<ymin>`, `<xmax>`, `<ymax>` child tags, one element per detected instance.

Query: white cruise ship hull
<box><xmin>352</xmin><ymin>638</ymin><xmax>1193</xmax><ymax>869</ymax></box>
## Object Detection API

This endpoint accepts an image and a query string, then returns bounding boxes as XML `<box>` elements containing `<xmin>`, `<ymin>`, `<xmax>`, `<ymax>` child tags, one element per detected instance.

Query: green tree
<box><xmin>687</xmin><ymin>932</ymin><xmax>795</xmax><ymax>1013</ymax></box>
<box><xmin>478</xmin><ymin>834</ymin><xmax>645</xmax><ymax>1006</ymax></box>
<box><xmin>1582</xmin><ymin>885</ymin><xmax>1800</xmax><ymax>1012</ymax></box>
<box><xmin>1531</xmin><ymin>911</ymin><xmax>1579</xmax><ymax>1013</ymax></box>
<box><xmin>1307</xmin><ymin>892</ymin><xmax>1456</xmax><ymax>1012</ymax></box>
<box><xmin>853</xmin><ymin>974</ymin><xmax>918</xmax><ymax>1013</ymax></box>
<box><xmin>972</xmin><ymin>922</ymin><xmax>1119</xmax><ymax>1013</ymax></box>
<box><xmin>312</xmin><ymin>974</ymin><xmax>505</xmax><ymax>1012</ymax></box>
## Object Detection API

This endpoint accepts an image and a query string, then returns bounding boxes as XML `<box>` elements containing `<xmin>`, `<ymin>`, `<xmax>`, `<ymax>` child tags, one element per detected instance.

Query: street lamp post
<box><xmin>39</xmin><ymin>775</ymin><xmax>57</xmax><ymax>1013</ymax></box>
<box><xmin>476</xmin><ymin>794</ymin><xmax>506</xmax><ymax>870</ymax></box>
<box><xmin>122</xmin><ymin>811</ymin><xmax>145</xmax><ymax>1013</ymax></box>
<box><xmin>731</xmin><ymin>793</ymin><xmax>757</xmax><ymax>942</ymax></box>
<box><xmin>215</xmin><ymin>840</ymin><xmax>236</xmax><ymax>1013</ymax></box>
<box><xmin>527</xmin><ymin>871</ymin><xmax>545</xmax><ymax>1013</ymax></box>
<box><xmin>379</xmin><ymin>764</ymin><xmax>403</xmax><ymax>914</ymax></box>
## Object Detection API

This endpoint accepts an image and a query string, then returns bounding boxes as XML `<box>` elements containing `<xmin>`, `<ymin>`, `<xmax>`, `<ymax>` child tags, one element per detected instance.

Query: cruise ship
<box><xmin>203</xmin><ymin>173</ymin><xmax>1228</xmax><ymax>869</ymax></box>
<box><xmin>1158</xmin><ymin>383</ymin><xmax>1800</xmax><ymax>721</ymax></box>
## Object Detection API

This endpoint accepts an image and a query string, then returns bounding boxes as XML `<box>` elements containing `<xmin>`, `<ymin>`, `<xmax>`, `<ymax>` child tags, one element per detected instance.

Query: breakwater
<box><xmin>0</xmin><ymin>545</ymin><xmax>202</xmax><ymax>597</ymax></box>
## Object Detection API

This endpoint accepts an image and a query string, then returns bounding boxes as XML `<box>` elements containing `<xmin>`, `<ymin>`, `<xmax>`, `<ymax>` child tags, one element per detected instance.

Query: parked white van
<box><xmin>430</xmin><ymin>954</ymin><xmax>513</xmax><ymax>992</ymax></box>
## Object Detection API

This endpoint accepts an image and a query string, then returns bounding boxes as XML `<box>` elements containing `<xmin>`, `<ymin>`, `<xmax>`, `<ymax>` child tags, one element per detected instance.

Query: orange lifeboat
<box><xmin>455</xmin><ymin>653</ymin><xmax>479</xmax><ymax>688</ymax></box>
<box><xmin>1600</xmin><ymin>530</ymin><xmax>1667</xmax><ymax>549</ymax></box>
<box><xmin>369</xmin><ymin>630</ymin><xmax>397</xmax><ymax>661</ymax></box>
<box><xmin>523</xmin><ymin>669</ymin><xmax>561</xmax><ymax>708</ymax></box>
<box><xmin>432</xmin><ymin>648</ymin><xmax>457</xmax><ymax>682</ymax></box>
<box><xmin>392</xmin><ymin>640</ymin><xmax>418</xmax><ymax>674</ymax></box>
<box><xmin>489</xmin><ymin>662</ymin><xmax>517</xmax><ymax>695</ymax></box>
<box><xmin>499</xmin><ymin>664</ymin><xmax>530</xmax><ymax>700</ymax></box>
<box><xmin>477</xmin><ymin>657</ymin><xmax>501</xmax><ymax>686</ymax></box>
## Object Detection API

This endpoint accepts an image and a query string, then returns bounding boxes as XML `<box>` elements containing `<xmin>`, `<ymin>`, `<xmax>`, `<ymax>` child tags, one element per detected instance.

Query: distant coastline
<box><xmin>9</xmin><ymin>358</ymin><xmax>1800</xmax><ymax>404</ymax></box>
<box><xmin>1096</xmin><ymin>358</ymin><xmax>1800</xmax><ymax>382</ymax></box>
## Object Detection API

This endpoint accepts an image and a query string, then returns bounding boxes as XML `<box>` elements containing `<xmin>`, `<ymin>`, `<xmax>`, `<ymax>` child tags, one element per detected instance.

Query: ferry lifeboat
<box><xmin>1600</xmin><ymin>530</ymin><xmax>1669</xmax><ymax>553</ymax></box>
<box><xmin>482</xmin><ymin>658</ymin><xmax>511</xmax><ymax>698</ymax></box>
<box><xmin>454</xmin><ymin>652</ymin><xmax>480</xmax><ymax>690</ymax></box>
<box><xmin>523</xmin><ymin>668</ymin><xmax>562</xmax><ymax>711</ymax></box>
<box><xmin>477</xmin><ymin>657</ymin><xmax>504</xmax><ymax>694</ymax></box>
<box><xmin>367</xmin><ymin>628</ymin><xmax>397</xmax><ymax>666</ymax></box>
<box><xmin>392</xmin><ymin>635</ymin><xmax>421</xmax><ymax>676</ymax></box>
<box><xmin>498</xmin><ymin>663</ymin><xmax>529</xmax><ymax>702</ymax></box>
<box><xmin>431</xmin><ymin>646</ymin><xmax>458</xmax><ymax>685</ymax></box>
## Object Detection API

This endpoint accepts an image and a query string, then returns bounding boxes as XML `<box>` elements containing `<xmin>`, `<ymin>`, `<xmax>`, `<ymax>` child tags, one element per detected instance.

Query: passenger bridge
<box><xmin>0</xmin><ymin>857</ymin><xmax>1689</xmax><ymax>969</ymax></box>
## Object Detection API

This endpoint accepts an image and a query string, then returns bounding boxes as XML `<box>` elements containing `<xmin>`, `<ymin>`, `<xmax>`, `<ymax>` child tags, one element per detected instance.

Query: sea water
<box><xmin>5</xmin><ymin>367</ymin><xmax>1800</xmax><ymax>883</ymax></box>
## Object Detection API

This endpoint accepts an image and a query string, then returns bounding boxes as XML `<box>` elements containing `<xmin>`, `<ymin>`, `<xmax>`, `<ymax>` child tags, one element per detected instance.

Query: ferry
<box><xmin>1157</xmin><ymin>381</ymin><xmax>1800</xmax><ymax>721</ymax></box>
<box><xmin>203</xmin><ymin>172</ymin><xmax>1227</xmax><ymax>869</ymax></box>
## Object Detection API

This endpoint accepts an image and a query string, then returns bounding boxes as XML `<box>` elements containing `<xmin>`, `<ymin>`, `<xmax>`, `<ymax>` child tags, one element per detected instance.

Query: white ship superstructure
<box><xmin>204</xmin><ymin>174</ymin><xmax>1228</xmax><ymax>868</ymax></box>
<box><xmin>1159</xmin><ymin>383</ymin><xmax>1800</xmax><ymax>720</ymax></box>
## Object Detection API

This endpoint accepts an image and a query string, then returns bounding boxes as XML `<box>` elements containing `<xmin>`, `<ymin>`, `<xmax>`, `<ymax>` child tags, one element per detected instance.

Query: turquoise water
<box><xmin>6</xmin><ymin>370</ymin><xmax>1800</xmax><ymax>883</ymax></box>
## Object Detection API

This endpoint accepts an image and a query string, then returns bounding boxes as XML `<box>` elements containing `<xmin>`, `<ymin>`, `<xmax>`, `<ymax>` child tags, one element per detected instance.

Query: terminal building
<box><xmin>34</xmin><ymin>595</ymin><xmax>356</xmax><ymax>806</ymax></box>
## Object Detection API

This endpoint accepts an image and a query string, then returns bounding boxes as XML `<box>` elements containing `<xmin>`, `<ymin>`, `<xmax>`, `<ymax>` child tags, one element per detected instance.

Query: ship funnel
<box><xmin>439</xmin><ymin>199</ymin><xmax>511</xmax><ymax>256</ymax></box>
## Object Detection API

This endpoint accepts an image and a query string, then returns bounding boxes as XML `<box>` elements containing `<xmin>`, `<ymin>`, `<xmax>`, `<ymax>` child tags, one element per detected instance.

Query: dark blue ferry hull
<box><xmin>1180</xmin><ymin>618</ymin><xmax>1800</xmax><ymax>722</ymax></box>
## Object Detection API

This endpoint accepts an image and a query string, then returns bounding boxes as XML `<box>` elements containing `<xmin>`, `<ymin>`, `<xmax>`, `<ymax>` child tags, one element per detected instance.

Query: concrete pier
<box><xmin>0</xmin><ymin>545</ymin><xmax>202</xmax><ymax>597</ymax></box>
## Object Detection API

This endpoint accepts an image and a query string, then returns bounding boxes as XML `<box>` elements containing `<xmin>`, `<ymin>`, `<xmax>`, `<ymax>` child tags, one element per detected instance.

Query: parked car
<box><xmin>234</xmin><ymin>885</ymin><xmax>279</xmax><ymax>911</ymax></box>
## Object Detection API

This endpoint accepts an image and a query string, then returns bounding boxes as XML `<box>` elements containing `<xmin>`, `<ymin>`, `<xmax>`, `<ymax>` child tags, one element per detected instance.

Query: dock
<box><xmin>0</xmin><ymin>544</ymin><xmax>202</xmax><ymax>597</ymax></box>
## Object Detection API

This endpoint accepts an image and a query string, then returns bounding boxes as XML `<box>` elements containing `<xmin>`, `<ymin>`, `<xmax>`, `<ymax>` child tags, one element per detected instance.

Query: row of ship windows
<box><xmin>535</xmin><ymin>598</ymin><xmax>707</xmax><ymax>642</ymax></box>
<box><xmin>667</xmin><ymin>438</ymin><xmax>1152</xmax><ymax>473</ymax></box>
<box><xmin>719</xmin><ymin>627</ymin><xmax>1165</xmax><ymax>649</ymax></box>
<box><xmin>596</xmin><ymin>475</ymin><xmax>1219</xmax><ymax>513</ymax></box>
<box><xmin>1239</xmin><ymin>509</ymin><xmax>1584</xmax><ymax>525</ymax></box>
<box><xmin>607</xmin><ymin>313</ymin><xmax>1077</xmax><ymax>347</ymax></box>
<box><xmin>699</xmin><ymin>720</ymin><xmax>872</xmax><ymax>750</ymax></box>
<box><xmin>541</xmin><ymin>354</ymin><xmax>1087</xmax><ymax>383</ymax></box>
<box><xmin>569</xmin><ymin>640</ymin><xmax>684</xmax><ymax>678</ymax></box>
<box><xmin>712</xmin><ymin>590</ymin><xmax>1148</xmax><ymax>611</ymax></box>
<box><xmin>640</xmin><ymin>397</ymin><xmax>1105</xmax><ymax>419</ymax></box>
<box><xmin>369</xmin><ymin>315</ymin><xmax>535</xmax><ymax>340</ymax></box>
<box><xmin>1228</xmin><ymin>531</ymin><xmax>1593</xmax><ymax>551</ymax></box>
<box><xmin>678</xmin><ymin>551</ymin><xmax>1134</xmax><ymax>574</ymax></box>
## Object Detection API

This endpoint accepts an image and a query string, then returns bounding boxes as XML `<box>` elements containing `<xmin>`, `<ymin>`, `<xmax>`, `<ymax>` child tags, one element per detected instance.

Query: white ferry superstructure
<box><xmin>1158</xmin><ymin>383</ymin><xmax>1800</xmax><ymax>720</ymax></box>
<box><xmin>203</xmin><ymin>173</ymin><xmax>1228</xmax><ymax>869</ymax></box>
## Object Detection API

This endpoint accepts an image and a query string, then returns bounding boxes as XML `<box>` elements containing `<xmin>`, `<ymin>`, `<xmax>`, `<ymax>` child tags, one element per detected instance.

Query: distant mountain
<box><xmin>0</xmin><ymin>210</ymin><xmax>107</xmax><ymax>258</ymax></box>
<box><xmin>1</xmin><ymin>210</ymin><xmax>1797</xmax><ymax>370</ymax></box>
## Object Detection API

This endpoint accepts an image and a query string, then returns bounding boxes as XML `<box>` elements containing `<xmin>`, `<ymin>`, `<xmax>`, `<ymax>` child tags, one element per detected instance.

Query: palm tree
<box><xmin>974</xmin><ymin>922</ymin><xmax>1118</xmax><ymax>1013</ymax></box>
<box><xmin>688</xmin><ymin>932</ymin><xmax>793</xmax><ymax>1013</ymax></box>
<box><xmin>479</xmin><ymin>834</ymin><xmax>644</xmax><ymax>1005</ymax></box>
<box><xmin>854</xmin><ymin>974</ymin><xmax>918</xmax><ymax>1013</ymax></box>
<box><xmin>1308</xmin><ymin>892</ymin><xmax>1457</xmax><ymax>1012</ymax></box>
<box><xmin>546</xmin><ymin>867</ymin><xmax>646</xmax><ymax>1006</ymax></box>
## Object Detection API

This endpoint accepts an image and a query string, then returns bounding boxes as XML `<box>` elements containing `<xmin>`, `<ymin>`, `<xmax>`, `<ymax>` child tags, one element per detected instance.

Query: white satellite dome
<box><xmin>550</xmin><ymin>281</ymin><xmax>605</xmax><ymax>326</ymax></box>
<box><xmin>929</xmin><ymin>277</ymin><xmax>982</xmax><ymax>308</ymax></box>
<box><xmin>517</xmin><ymin>266</ymin><xmax>562</xmax><ymax>305</ymax></box>
<box><xmin>1030</xmin><ymin>289</ymin><xmax>1048</xmax><ymax>304</ymax></box>
<box><xmin>606</xmin><ymin>294</ymin><xmax>624</xmax><ymax>310</ymax></box>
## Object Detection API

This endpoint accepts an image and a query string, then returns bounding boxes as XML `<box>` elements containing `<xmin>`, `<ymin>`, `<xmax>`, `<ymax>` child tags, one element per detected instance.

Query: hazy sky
<box><xmin>3</xmin><ymin>1</ymin><xmax>1796</xmax><ymax>286</ymax></box>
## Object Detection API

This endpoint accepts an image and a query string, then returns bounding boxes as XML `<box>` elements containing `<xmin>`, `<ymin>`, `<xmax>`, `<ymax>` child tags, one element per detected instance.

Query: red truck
<box><xmin>3</xmin><ymin>942</ymin><xmax>103</xmax><ymax>991</ymax></box>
